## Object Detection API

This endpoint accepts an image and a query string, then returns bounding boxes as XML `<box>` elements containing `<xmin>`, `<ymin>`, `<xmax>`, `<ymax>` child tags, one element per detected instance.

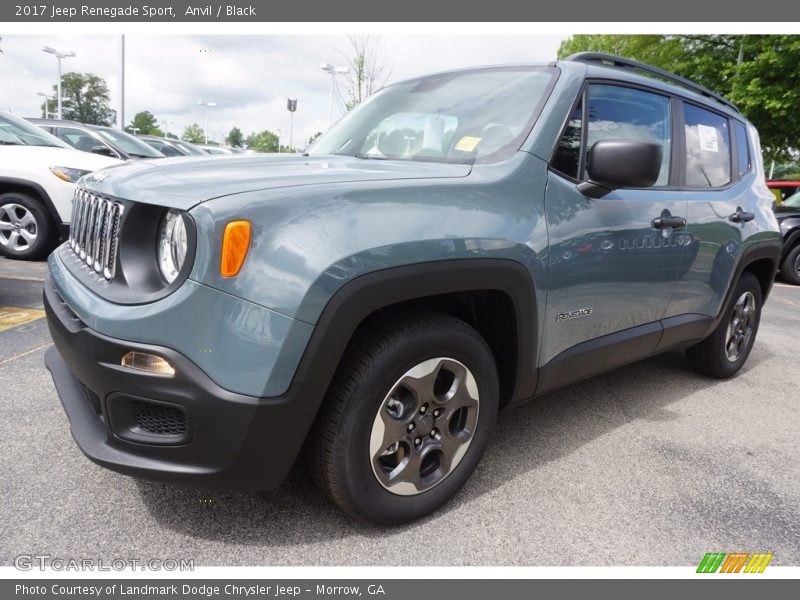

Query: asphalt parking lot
<box><xmin>1</xmin><ymin>255</ymin><xmax>798</xmax><ymax>567</ymax></box>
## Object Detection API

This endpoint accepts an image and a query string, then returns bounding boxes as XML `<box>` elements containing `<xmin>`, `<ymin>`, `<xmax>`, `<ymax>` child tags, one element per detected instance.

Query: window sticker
<box><xmin>697</xmin><ymin>124</ymin><xmax>719</xmax><ymax>153</ymax></box>
<box><xmin>455</xmin><ymin>136</ymin><xmax>482</xmax><ymax>152</ymax></box>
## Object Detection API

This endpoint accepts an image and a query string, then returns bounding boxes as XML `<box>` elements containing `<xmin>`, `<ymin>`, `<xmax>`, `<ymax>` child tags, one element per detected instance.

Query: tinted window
<box><xmin>55</xmin><ymin>127</ymin><xmax>104</xmax><ymax>153</ymax></box>
<box><xmin>585</xmin><ymin>85</ymin><xmax>671</xmax><ymax>186</ymax></box>
<box><xmin>684</xmin><ymin>103</ymin><xmax>731</xmax><ymax>188</ymax></box>
<box><xmin>93</xmin><ymin>127</ymin><xmax>164</xmax><ymax>158</ymax></box>
<box><xmin>147</xmin><ymin>139</ymin><xmax>182</xmax><ymax>156</ymax></box>
<box><xmin>734</xmin><ymin>121</ymin><xmax>750</xmax><ymax>177</ymax></box>
<box><xmin>551</xmin><ymin>101</ymin><xmax>582</xmax><ymax>179</ymax></box>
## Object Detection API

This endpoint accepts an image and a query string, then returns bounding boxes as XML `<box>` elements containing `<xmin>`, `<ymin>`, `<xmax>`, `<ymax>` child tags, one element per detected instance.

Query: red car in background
<box><xmin>767</xmin><ymin>180</ymin><xmax>800</xmax><ymax>204</ymax></box>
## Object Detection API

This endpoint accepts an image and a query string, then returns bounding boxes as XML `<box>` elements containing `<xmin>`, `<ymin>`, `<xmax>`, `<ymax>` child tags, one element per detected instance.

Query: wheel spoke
<box><xmin>17</xmin><ymin>211</ymin><xmax>35</xmax><ymax>227</ymax></box>
<box><xmin>0</xmin><ymin>222</ymin><xmax>12</xmax><ymax>231</ymax></box>
<box><xmin>19</xmin><ymin>229</ymin><xmax>36</xmax><ymax>243</ymax></box>
<box><xmin>1</xmin><ymin>205</ymin><xmax>19</xmax><ymax>222</ymax></box>
<box><xmin>7</xmin><ymin>231</ymin><xmax>20</xmax><ymax>249</ymax></box>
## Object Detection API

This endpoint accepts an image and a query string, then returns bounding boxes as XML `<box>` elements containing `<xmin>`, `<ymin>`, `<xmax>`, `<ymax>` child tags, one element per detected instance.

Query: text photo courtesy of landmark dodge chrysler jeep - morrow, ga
<box><xmin>43</xmin><ymin>54</ymin><xmax>782</xmax><ymax>524</ymax></box>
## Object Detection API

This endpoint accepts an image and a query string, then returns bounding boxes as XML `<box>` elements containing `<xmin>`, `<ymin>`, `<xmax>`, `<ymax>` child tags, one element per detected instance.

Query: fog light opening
<box><xmin>121</xmin><ymin>351</ymin><xmax>175</xmax><ymax>377</ymax></box>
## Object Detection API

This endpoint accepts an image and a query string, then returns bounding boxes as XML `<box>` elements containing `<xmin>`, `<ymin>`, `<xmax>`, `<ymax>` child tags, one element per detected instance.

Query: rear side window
<box><xmin>684</xmin><ymin>103</ymin><xmax>731</xmax><ymax>188</ymax></box>
<box><xmin>734</xmin><ymin>121</ymin><xmax>750</xmax><ymax>177</ymax></box>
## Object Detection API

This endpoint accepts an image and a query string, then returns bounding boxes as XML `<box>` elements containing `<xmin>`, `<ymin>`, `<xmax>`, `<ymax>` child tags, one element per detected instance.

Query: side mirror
<box><xmin>578</xmin><ymin>140</ymin><xmax>663</xmax><ymax>198</ymax></box>
<box><xmin>90</xmin><ymin>145</ymin><xmax>117</xmax><ymax>158</ymax></box>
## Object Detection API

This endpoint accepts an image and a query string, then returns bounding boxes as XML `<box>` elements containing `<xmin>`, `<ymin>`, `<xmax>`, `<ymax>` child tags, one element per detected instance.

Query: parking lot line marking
<box><xmin>0</xmin><ymin>306</ymin><xmax>46</xmax><ymax>332</ymax></box>
<box><xmin>0</xmin><ymin>341</ymin><xmax>52</xmax><ymax>366</ymax></box>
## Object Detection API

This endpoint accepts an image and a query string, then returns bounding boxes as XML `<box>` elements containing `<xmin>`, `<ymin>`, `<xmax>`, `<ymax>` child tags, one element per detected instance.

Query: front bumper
<box><xmin>44</xmin><ymin>273</ymin><xmax>314</xmax><ymax>491</ymax></box>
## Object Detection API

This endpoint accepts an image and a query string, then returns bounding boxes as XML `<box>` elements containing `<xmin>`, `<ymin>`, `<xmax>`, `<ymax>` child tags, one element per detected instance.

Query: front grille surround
<box><xmin>69</xmin><ymin>189</ymin><xmax>124</xmax><ymax>280</ymax></box>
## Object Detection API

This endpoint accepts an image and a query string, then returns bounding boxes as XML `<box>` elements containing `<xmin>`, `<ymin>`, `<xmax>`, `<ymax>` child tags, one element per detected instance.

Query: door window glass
<box><xmin>684</xmin><ymin>103</ymin><xmax>731</xmax><ymax>187</ymax></box>
<box><xmin>585</xmin><ymin>84</ymin><xmax>672</xmax><ymax>186</ymax></box>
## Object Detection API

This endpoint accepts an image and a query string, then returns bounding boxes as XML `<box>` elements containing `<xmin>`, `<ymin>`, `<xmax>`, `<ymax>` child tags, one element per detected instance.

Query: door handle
<box><xmin>729</xmin><ymin>207</ymin><xmax>755</xmax><ymax>223</ymax></box>
<box><xmin>652</xmin><ymin>210</ymin><xmax>687</xmax><ymax>230</ymax></box>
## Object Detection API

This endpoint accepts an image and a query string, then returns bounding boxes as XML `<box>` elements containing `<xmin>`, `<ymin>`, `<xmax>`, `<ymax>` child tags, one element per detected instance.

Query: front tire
<box><xmin>685</xmin><ymin>272</ymin><xmax>762</xmax><ymax>378</ymax></box>
<box><xmin>312</xmin><ymin>310</ymin><xmax>499</xmax><ymax>525</ymax></box>
<box><xmin>779</xmin><ymin>244</ymin><xmax>800</xmax><ymax>285</ymax></box>
<box><xmin>0</xmin><ymin>192</ymin><xmax>56</xmax><ymax>260</ymax></box>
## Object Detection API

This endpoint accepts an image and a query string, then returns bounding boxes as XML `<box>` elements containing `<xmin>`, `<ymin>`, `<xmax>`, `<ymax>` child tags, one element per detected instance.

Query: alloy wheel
<box><xmin>0</xmin><ymin>203</ymin><xmax>38</xmax><ymax>253</ymax></box>
<box><xmin>725</xmin><ymin>291</ymin><xmax>756</xmax><ymax>362</ymax></box>
<box><xmin>369</xmin><ymin>357</ymin><xmax>480</xmax><ymax>496</ymax></box>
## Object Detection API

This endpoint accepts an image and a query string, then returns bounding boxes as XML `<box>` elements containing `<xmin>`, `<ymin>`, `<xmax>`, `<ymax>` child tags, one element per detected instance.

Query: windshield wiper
<box><xmin>354</xmin><ymin>153</ymin><xmax>392</xmax><ymax>160</ymax></box>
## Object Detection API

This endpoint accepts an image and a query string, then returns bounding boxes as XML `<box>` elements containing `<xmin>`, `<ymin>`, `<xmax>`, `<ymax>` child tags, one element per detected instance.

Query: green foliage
<box><xmin>182</xmin><ymin>123</ymin><xmax>205</xmax><ymax>144</ymax></box>
<box><xmin>557</xmin><ymin>35</ymin><xmax>800</xmax><ymax>161</ymax></box>
<box><xmin>226</xmin><ymin>126</ymin><xmax>244</xmax><ymax>148</ymax></box>
<box><xmin>307</xmin><ymin>131</ymin><xmax>323</xmax><ymax>147</ymax></box>
<box><xmin>245</xmin><ymin>130</ymin><xmax>279</xmax><ymax>153</ymax></box>
<box><xmin>52</xmin><ymin>72</ymin><xmax>116</xmax><ymax>126</ymax></box>
<box><xmin>125</xmin><ymin>111</ymin><xmax>162</xmax><ymax>136</ymax></box>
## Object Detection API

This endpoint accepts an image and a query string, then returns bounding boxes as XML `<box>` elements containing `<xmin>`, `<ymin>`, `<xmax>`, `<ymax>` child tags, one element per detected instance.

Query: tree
<box><xmin>226</xmin><ymin>126</ymin><xmax>244</xmax><ymax>148</ymax></box>
<box><xmin>126</xmin><ymin>111</ymin><xmax>162</xmax><ymax>136</ymax></box>
<box><xmin>306</xmin><ymin>131</ymin><xmax>323</xmax><ymax>147</ymax></box>
<box><xmin>557</xmin><ymin>35</ymin><xmax>800</xmax><ymax>161</ymax></box>
<box><xmin>182</xmin><ymin>123</ymin><xmax>205</xmax><ymax>144</ymax></box>
<box><xmin>339</xmin><ymin>35</ymin><xmax>392</xmax><ymax>111</ymax></box>
<box><xmin>245</xmin><ymin>130</ymin><xmax>279</xmax><ymax>153</ymax></box>
<box><xmin>51</xmin><ymin>72</ymin><xmax>116</xmax><ymax>125</ymax></box>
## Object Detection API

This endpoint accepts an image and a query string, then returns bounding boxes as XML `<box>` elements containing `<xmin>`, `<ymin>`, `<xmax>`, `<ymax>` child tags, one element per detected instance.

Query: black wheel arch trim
<box><xmin>288</xmin><ymin>258</ymin><xmax>539</xmax><ymax>406</ymax></box>
<box><xmin>0</xmin><ymin>176</ymin><xmax>65</xmax><ymax>229</ymax></box>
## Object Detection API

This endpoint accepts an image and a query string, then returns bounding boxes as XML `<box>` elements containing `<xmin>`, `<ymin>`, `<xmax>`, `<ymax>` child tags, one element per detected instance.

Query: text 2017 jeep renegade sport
<box><xmin>45</xmin><ymin>54</ymin><xmax>782</xmax><ymax>524</ymax></box>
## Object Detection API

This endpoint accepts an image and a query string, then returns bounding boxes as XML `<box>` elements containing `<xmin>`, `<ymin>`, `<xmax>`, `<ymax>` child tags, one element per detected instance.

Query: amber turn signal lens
<box><xmin>220</xmin><ymin>220</ymin><xmax>251</xmax><ymax>277</ymax></box>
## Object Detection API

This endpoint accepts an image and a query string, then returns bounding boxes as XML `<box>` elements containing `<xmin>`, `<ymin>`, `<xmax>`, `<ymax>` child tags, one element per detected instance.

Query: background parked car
<box><xmin>138</xmin><ymin>135</ymin><xmax>206</xmax><ymax>157</ymax></box>
<box><xmin>0</xmin><ymin>112</ymin><xmax>121</xmax><ymax>259</ymax></box>
<box><xmin>196</xmin><ymin>144</ymin><xmax>243</xmax><ymax>155</ymax></box>
<box><xmin>774</xmin><ymin>190</ymin><xmax>800</xmax><ymax>285</ymax></box>
<box><xmin>766</xmin><ymin>180</ymin><xmax>800</xmax><ymax>204</ymax></box>
<box><xmin>29</xmin><ymin>118</ymin><xmax>165</xmax><ymax>160</ymax></box>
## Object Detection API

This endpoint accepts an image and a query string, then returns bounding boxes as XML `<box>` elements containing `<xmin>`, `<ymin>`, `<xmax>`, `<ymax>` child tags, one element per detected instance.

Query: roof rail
<box><xmin>566</xmin><ymin>52</ymin><xmax>739</xmax><ymax>114</ymax></box>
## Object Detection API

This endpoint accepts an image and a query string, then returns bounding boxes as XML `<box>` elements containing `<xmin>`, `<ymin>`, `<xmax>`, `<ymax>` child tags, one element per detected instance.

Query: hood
<box><xmin>80</xmin><ymin>154</ymin><xmax>472</xmax><ymax>210</ymax></box>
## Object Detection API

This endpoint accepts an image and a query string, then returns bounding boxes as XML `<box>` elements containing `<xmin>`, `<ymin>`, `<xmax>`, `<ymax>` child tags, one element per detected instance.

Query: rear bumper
<box><xmin>44</xmin><ymin>273</ymin><xmax>314</xmax><ymax>491</ymax></box>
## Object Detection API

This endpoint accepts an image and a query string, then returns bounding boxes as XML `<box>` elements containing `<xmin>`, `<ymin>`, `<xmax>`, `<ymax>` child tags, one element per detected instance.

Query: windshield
<box><xmin>93</xmin><ymin>127</ymin><xmax>164</xmax><ymax>158</ymax></box>
<box><xmin>784</xmin><ymin>191</ymin><xmax>800</xmax><ymax>208</ymax></box>
<box><xmin>171</xmin><ymin>140</ymin><xmax>206</xmax><ymax>155</ymax></box>
<box><xmin>308</xmin><ymin>67</ymin><xmax>556</xmax><ymax>164</ymax></box>
<box><xmin>0</xmin><ymin>113</ymin><xmax>68</xmax><ymax>148</ymax></box>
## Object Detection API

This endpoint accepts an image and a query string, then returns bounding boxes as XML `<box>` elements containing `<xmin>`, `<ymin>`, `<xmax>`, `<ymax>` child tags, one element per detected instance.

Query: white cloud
<box><xmin>0</xmin><ymin>34</ymin><xmax>566</xmax><ymax>146</ymax></box>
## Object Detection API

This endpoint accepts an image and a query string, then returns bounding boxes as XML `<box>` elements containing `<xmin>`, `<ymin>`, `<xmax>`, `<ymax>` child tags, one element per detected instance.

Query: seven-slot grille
<box><xmin>69</xmin><ymin>189</ymin><xmax>123</xmax><ymax>280</ymax></box>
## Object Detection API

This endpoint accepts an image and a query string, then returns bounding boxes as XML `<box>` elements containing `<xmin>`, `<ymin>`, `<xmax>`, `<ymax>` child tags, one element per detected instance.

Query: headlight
<box><xmin>50</xmin><ymin>167</ymin><xmax>91</xmax><ymax>183</ymax></box>
<box><xmin>157</xmin><ymin>209</ymin><xmax>188</xmax><ymax>284</ymax></box>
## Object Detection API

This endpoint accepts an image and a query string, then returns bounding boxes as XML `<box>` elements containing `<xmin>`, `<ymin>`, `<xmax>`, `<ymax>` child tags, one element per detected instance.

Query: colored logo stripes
<box><xmin>697</xmin><ymin>552</ymin><xmax>773</xmax><ymax>573</ymax></box>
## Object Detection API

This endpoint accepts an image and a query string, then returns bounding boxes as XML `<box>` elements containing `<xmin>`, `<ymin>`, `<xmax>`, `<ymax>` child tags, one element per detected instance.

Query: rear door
<box><xmin>668</xmin><ymin>103</ymin><xmax>755</xmax><ymax>319</ymax></box>
<box><xmin>541</xmin><ymin>82</ymin><xmax>689</xmax><ymax>365</ymax></box>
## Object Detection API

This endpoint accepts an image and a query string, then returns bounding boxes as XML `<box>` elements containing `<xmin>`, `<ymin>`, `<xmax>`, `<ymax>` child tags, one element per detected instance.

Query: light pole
<box><xmin>286</xmin><ymin>98</ymin><xmax>297</xmax><ymax>151</ymax></box>
<box><xmin>276</xmin><ymin>128</ymin><xmax>282</xmax><ymax>154</ymax></box>
<box><xmin>37</xmin><ymin>92</ymin><xmax>57</xmax><ymax>119</ymax></box>
<box><xmin>320</xmin><ymin>63</ymin><xmax>349</xmax><ymax>128</ymax></box>
<box><xmin>43</xmin><ymin>46</ymin><xmax>75</xmax><ymax>120</ymax></box>
<box><xmin>162</xmin><ymin>120</ymin><xmax>174</xmax><ymax>138</ymax></box>
<box><xmin>198</xmin><ymin>100</ymin><xmax>216</xmax><ymax>144</ymax></box>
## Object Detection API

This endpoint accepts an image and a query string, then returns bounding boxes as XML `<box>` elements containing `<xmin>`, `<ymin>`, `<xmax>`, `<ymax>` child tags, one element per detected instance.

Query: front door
<box><xmin>541</xmin><ymin>82</ymin><xmax>689</xmax><ymax>365</ymax></box>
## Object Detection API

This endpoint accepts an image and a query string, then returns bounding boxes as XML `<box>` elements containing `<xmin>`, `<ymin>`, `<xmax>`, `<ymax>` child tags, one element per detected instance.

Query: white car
<box><xmin>0</xmin><ymin>112</ymin><xmax>121</xmax><ymax>259</ymax></box>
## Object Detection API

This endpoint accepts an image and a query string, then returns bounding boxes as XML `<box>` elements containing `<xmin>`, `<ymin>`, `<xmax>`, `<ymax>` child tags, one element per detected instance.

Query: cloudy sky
<box><xmin>0</xmin><ymin>34</ymin><xmax>566</xmax><ymax>146</ymax></box>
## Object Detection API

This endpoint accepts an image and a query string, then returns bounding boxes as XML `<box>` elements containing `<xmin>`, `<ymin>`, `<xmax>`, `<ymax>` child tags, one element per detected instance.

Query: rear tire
<box><xmin>311</xmin><ymin>310</ymin><xmax>499</xmax><ymax>525</ymax></box>
<box><xmin>779</xmin><ymin>244</ymin><xmax>800</xmax><ymax>285</ymax></box>
<box><xmin>685</xmin><ymin>272</ymin><xmax>762</xmax><ymax>378</ymax></box>
<box><xmin>0</xmin><ymin>192</ymin><xmax>57</xmax><ymax>260</ymax></box>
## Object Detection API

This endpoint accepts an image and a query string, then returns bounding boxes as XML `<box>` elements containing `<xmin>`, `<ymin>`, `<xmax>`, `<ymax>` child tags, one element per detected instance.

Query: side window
<box><xmin>734</xmin><ymin>121</ymin><xmax>750</xmax><ymax>178</ymax></box>
<box><xmin>551</xmin><ymin>101</ymin><xmax>582</xmax><ymax>179</ymax></box>
<box><xmin>585</xmin><ymin>84</ymin><xmax>671</xmax><ymax>186</ymax></box>
<box><xmin>684</xmin><ymin>103</ymin><xmax>731</xmax><ymax>188</ymax></box>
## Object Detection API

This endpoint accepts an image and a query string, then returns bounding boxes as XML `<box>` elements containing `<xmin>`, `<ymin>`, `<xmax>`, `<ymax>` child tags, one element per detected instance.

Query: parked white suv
<box><xmin>0</xmin><ymin>112</ymin><xmax>121</xmax><ymax>259</ymax></box>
